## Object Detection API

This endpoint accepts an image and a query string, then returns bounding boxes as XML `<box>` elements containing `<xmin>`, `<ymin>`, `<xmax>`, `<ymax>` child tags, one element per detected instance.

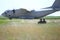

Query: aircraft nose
<box><xmin>1</xmin><ymin>12</ymin><xmax>6</xmax><ymax>17</ymax></box>
<box><xmin>1</xmin><ymin>13</ymin><xmax>4</xmax><ymax>16</ymax></box>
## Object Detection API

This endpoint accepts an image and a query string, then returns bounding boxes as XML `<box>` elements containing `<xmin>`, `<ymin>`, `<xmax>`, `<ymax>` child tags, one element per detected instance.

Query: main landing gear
<box><xmin>38</xmin><ymin>18</ymin><xmax>46</xmax><ymax>24</ymax></box>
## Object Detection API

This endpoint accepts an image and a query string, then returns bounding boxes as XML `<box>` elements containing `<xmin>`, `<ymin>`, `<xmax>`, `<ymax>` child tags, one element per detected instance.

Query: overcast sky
<box><xmin>0</xmin><ymin>0</ymin><xmax>60</xmax><ymax>16</ymax></box>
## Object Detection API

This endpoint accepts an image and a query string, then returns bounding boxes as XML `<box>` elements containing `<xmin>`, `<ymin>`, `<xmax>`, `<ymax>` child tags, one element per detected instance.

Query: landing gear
<box><xmin>9</xmin><ymin>17</ymin><xmax>12</xmax><ymax>20</ymax></box>
<box><xmin>38</xmin><ymin>18</ymin><xmax>46</xmax><ymax>24</ymax></box>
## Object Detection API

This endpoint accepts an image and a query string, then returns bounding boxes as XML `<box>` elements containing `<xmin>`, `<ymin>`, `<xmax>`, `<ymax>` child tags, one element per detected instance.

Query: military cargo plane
<box><xmin>1</xmin><ymin>0</ymin><xmax>60</xmax><ymax>23</ymax></box>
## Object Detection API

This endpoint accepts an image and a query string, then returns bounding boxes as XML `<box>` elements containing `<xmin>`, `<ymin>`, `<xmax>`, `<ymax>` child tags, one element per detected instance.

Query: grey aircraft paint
<box><xmin>1</xmin><ymin>0</ymin><xmax>60</xmax><ymax>19</ymax></box>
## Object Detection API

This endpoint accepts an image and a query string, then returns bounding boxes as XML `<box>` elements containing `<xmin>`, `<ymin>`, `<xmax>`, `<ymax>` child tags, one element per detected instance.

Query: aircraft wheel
<box><xmin>43</xmin><ymin>19</ymin><xmax>46</xmax><ymax>23</ymax></box>
<box><xmin>38</xmin><ymin>19</ymin><xmax>43</xmax><ymax>24</ymax></box>
<box><xmin>38</xmin><ymin>19</ymin><xmax>46</xmax><ymax>24</ymax></box>
<box><xmin>9</xmin><ymin>17</ymin><xmax>12</xmax><ymax>20</ymax></box>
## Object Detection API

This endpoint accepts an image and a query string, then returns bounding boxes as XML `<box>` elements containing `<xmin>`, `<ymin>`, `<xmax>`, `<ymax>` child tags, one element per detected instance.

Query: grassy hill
<box><xmin>45</xmin><ymin>16</ymin><xmax>60</xmax><ymax>19</ymax></box>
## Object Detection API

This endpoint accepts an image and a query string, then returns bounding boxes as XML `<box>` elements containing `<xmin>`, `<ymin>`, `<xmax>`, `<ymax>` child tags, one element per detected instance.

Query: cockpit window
<box><xmin>12</xmin><ymin>9</ymin><xmax>15</xmax><ymax>13</ymax></box>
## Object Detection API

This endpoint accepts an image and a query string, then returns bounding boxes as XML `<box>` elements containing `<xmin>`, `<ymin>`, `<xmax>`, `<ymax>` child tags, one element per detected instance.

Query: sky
<box><xmin>0</xmin><ymin>0</ymin><xmax>60</xmax><ymax>16</ymax></box>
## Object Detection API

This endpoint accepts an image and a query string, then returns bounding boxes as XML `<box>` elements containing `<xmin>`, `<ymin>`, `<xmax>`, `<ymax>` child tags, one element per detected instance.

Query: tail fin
<box><xmin>52</xmin><ymin>0</ymin><xmax>60</xmax><ymax>8</ymax></box>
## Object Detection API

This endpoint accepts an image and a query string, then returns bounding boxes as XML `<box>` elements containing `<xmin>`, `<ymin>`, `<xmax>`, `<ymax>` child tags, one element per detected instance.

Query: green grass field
<box><xmin>45</xmin><ymin>16</ymin><xmax>60</xmax><ymax>19</ymax></box>
<box><xmin>0</xmin><ymin>16</ymin><xmax>60</xmax><ymax>40</ymax></box>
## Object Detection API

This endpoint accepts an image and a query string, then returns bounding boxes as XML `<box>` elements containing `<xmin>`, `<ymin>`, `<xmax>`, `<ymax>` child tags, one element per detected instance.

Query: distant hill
<box><xmin>45</xmin><ymin>16</ymin><xmax>60</xmax><ymax>19</ymax></box>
